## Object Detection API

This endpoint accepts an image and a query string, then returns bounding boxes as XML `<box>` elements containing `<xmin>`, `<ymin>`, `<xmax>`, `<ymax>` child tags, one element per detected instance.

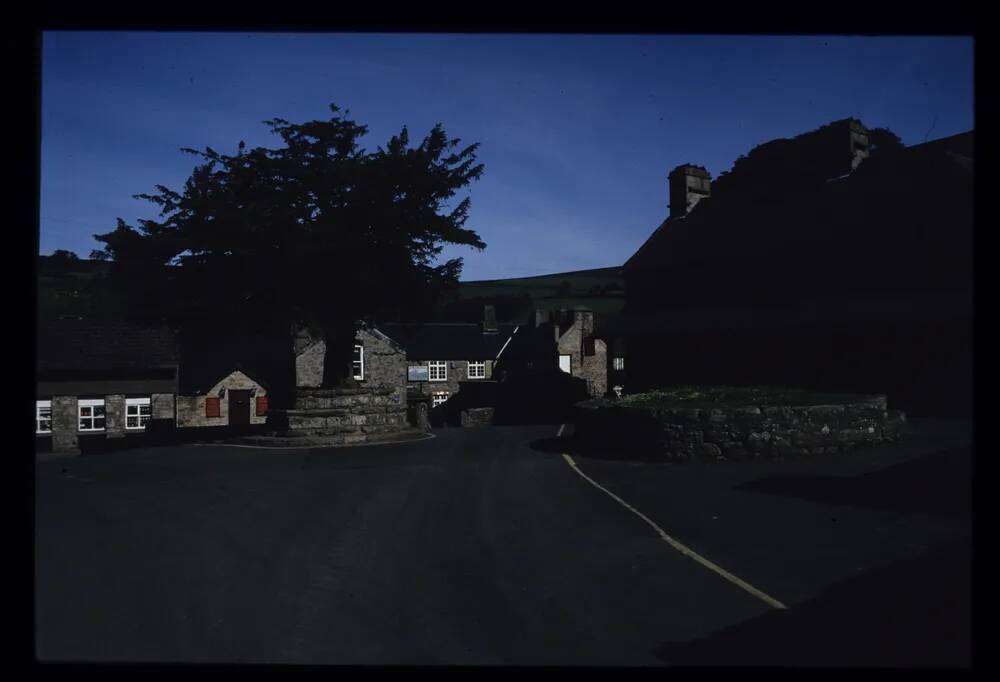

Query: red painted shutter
<box><xmin>255</xmin><ymin>397</ymin><xmax>268</xmax><ymax>416</ymax></box>
<box><xmin>205</xmin><ymin>397</ymin><xmax>221</xmax><ymax>418</ymax></box>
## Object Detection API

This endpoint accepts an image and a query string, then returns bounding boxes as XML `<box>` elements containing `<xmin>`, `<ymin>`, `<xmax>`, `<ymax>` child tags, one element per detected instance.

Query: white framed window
<box><xmin>559</xmin><ymin>355</ymin><xmax>572</xmax><ymax>374</ymax></box>
<box><xmin>78</xmin><ymin>398</ymin><xmax>106</xmax><ymax>432</ymax></box>
<box><xmin>125</xmin><ymin>397</ymin><xmax>152</xmax><ymax>430</ymax></box>
<box><xmin>428</xmin><ymin>361</ymin><xmax>448</xmax><ymax>382</ymax></box>
<box><xmin>431</xmin><ymin>392</ymin><xmax>450</xmax><ymax>408</ymax></box>
<box><xmin>353</xmin><ymin>344</ymin><xmax>365</xmax><ymax>380</ymax></box>
<box><xmin>613</xmin><ymin>357</ymin><xmax>625</xmax><ymax>371</ymax></box>
<box><xmin>467</xmin><ymin>361</ymin><xmax>486</xmax><ymax>379</ymax></box>
<box><xmin>36</xmin><ymin>400</ymin><xmax>52</xmax><ymax>434</ymax></box>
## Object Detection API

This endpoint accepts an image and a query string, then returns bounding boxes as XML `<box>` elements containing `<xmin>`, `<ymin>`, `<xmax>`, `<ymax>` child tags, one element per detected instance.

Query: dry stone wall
<box><xmin>575</xmin><ymin>394</ymin><xmax>906</xmax><ymax>460</ymax></box>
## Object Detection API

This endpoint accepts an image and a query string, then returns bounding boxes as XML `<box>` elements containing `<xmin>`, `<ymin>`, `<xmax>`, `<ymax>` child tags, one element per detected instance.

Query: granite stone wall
<box><xmin>151</xmin><ymin>393</ymin><xmax>175</xmax><ymax>421</ymax></box>
<box><xmin>574</xmin><ymin>394</ymin><xmax>906</xmax><ymax>460</ymax></box>
<box><xmin>294</xmin><ymin>333</ymin><xmax>326</xmax><ymax>388</ymax></box>
<box><xmin>42</xmin><ymin>392</ymin><xmax>180</xmax><ymax>453</ymax></box>
<box><xmin>358</xmin><ymin>327</ymin><xmax>407</xmax><ymax>392</ymax></box>
<box><xmin>408</xmin><ymin>359</ymin><xmax>493</xmax><ymax>402</ymax></box>
<box><xmin>176</xmin><ymin>370</ymin><xmax>268</xmax><ymax>428</ymax></box>
<box><xmin>580</xmin><ymin>339</ymin><xmax>608</xmax><ymax>397</ymax></box>
<box><xmin>554</xmin><ymin>310</ymin><xmax>607</xmax><ymax>398</ymax></box>
<box><xmin>104</xmin><ymin>394</ymin><xmax>126</xmax><ymax>439</ymax></box>
<box><xmin>51</xmin><ymin>396</ymin><xmax>79</xmax><ymax>453</ymax></box>
<box><xmin>273</xmin><ymin>386</ymin><xmax>409</xmax><ymax>444</ymax></box>
<box><xmin>460</xmin><ymin>407</ymin><xmax>495</xmax><ymax>428</ymax></box>
<box><xmin>278</xmin><ymin>324</ymin><xmax>410</xmax><ymax>442</ymax></box>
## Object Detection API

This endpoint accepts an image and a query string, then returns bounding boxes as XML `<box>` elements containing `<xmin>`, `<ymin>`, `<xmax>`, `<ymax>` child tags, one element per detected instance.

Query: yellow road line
<box><xmin>557</xmin><ymin>425</ymin><xmax>788</xmax><ymax>610</ymax></box>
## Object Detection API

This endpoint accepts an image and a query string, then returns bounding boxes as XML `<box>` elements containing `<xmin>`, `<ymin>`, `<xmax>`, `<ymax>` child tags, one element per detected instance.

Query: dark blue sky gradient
<box><xmin>40</xmin><ymin>33</ymin><xmax>973</xmax><ymax>280</ymax></box>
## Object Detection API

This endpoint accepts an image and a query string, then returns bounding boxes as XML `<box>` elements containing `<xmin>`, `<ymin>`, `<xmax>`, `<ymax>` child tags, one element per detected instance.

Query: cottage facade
<box><xmin>175</xmin><ymin>369</ymin><xmax>270</xmax><ymax>428</ymax></box>
<box><xmin>378</xmin><ymin>316</ymin><xmax>514</xmax><ymax>410</ymax></box>
<box><xmin>292</xmin><ymin>324</ymin><xmax>408</xmax><ymax>396</ymax></box>
<box><xmin>36</xmin><ymin>318</ymin><xmax>179</xmax><ymax>453</ymax></box>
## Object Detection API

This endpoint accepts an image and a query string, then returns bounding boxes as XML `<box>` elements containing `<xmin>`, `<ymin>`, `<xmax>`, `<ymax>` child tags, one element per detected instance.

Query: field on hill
<box><xmin>456</xmin><ymin>267</ymin><xmax>625</xmax><ymax>320</ymax></box>
<box><xmin>37</xmin><ymin>256</ymin><xmax>625</xmax><ymax>325</ymax></box>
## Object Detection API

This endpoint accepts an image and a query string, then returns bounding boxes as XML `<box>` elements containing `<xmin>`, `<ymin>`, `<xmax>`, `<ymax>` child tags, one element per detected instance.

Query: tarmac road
<box><xmin>34</xmin><ymin>420</ymin><xmax>972</xmax><ymax>666</ymax></box>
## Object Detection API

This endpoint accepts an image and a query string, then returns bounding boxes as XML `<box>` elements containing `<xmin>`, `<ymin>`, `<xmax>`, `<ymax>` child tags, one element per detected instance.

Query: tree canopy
<box><xmin>93</xmin><ymin>104</ymin><xmax>485</xmax><ymax>387</ymax></box>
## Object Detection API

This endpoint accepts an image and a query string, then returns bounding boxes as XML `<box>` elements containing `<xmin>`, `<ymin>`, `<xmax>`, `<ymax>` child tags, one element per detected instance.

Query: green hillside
<box><xmin>453</xmin><ymin>266</ymin><xmax>625</xmax><ymax>321</ymax></box>
<box><xmin>37</xmin><ymin>255</ymin><xmax>626</xmax><ymax>325</ymax></box>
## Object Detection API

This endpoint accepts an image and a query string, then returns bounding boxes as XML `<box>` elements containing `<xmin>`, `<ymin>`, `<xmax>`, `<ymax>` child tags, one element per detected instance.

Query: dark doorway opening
<box><xmin>228</xmin><ymin>389</ymin><xmax>251</xmax><ymax>426</ymax></box>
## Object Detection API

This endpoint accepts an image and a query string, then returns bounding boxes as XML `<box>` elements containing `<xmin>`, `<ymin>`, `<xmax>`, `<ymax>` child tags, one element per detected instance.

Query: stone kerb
<box><xmin>574</xmin><ymin>390</ymin><xmax>905</xmax><ymax>461</ymax></box>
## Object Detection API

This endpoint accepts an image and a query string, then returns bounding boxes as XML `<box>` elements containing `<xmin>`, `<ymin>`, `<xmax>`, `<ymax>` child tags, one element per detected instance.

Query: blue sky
<box><xmin>40</xmin><ymin>33</ymin><xmax>974</xmax><ymax>280</ymax></box>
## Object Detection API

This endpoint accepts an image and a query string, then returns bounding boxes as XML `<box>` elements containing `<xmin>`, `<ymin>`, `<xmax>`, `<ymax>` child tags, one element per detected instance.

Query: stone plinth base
<box><xmin>269</xmin><ymin>386</ymin><xmax>408</xmax><ymax>444</ymax></box>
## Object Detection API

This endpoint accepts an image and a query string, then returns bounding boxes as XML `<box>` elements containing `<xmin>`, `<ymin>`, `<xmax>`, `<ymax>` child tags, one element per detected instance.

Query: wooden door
<box><xmin>228</xmin><ymin>390</ymin><xmax>251</xmax><ymax>425</ymax></box>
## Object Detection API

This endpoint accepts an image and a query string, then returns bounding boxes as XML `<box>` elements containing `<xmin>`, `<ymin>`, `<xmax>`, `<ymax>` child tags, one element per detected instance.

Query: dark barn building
<box><xmin>607</xmin><ymin>120</ymin><xmax>972</xmax><ymax>417</ymax></box>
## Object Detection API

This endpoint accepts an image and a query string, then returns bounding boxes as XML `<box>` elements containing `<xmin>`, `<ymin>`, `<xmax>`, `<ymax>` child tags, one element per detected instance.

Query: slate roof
<box><xmin>599</xmin><ymin>293</ymin><xmax>974</xmax><ymax>337</ymax></box>
<box><xmin>908</xmin><ymin>131</ymin><xmax>973</xmax><ymax>159</ymax></box>
<box><xmin>626</xmin><ymin>128</ymin><xmax>974</xmax><ymax>275</ymax></box>
<box><xmin>377</xmin><ymin>323</ymin><xmax>518</xmax><ymax>361</ymax></box>
<box><xmin>36</xmin><ymin>317</ymin><xmax>179</xmax><ymax>372</ymax></box>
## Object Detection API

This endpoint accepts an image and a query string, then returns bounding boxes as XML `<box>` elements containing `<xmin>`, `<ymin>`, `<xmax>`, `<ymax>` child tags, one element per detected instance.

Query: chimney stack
<box><xmin>483</xmin><ymin>305</ymin><xmax>498</xmax><ymax>333</ymax></box>
<box><xmin>668</xmin><ymin>164</ymin><xmax>712</xmax><ymax>219</ymax></box>
<box><xmin>573</xmin><ymin>308</ymin><xmax>594</xmax><ymax>339</ymax></box>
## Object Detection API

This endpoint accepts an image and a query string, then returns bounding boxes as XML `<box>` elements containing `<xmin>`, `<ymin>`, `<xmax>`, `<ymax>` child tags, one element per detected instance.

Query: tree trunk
<box><xmin>322</xmin><ymin>319</ymin><xmax>358</xmax><ymax>387</ymax></box>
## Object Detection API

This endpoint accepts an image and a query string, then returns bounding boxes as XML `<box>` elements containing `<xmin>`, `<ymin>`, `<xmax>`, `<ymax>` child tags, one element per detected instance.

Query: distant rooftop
<box><xmin>378</xmin><ymin>322</ymin><xmax>517</xmax><ymax>361</ymax></box>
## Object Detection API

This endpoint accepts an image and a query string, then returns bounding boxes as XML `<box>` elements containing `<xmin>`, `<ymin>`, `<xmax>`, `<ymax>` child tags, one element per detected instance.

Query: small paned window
<box><xmin>79</xmin><ymin>398</ymin><xmax>106</xmax><ymax>432</ymax></box>
<box><xmin>467</xmin><ymin>361</ymin><xmax>486</xmax><ymax>379</ymax></box>
<box><xmin>353</xmin><ymin>345</ymin><xmax>365</xmax><ymax>381</ymax></box>
<box><xmin>36</xmin><ymin>400</ymin><xmax>52</xmax><ymax>434</ymax></box>
<box><xmin>428</xmin><ymin>361</ymin><xmax>448</xmax><ymax>382</ymax></box>
<box><xmin>126</xmin><ymin>397</ymin><xmax>152</xmax><ymax>430</ymax></box>
<box><xmin>613</xmin><ymin>357</ymin><xmax>625</xmax><ymax>371</ymax></box>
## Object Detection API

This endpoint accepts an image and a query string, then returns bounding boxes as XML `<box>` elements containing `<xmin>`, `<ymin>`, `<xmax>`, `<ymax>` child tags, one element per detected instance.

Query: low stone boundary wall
<box><xmin>269</xmin><ymin>386</ymin><xmax>408</xmax><ymax>445</ymax></box>
<box><xmin>574</xmin><ymin>393</ymin><xmax>907</xmax><ymax>460</ymax></box>
<box><xmin>460</xmin><ymin>407</ymin><xmax>494</xmax><ymax>428</ymax></box>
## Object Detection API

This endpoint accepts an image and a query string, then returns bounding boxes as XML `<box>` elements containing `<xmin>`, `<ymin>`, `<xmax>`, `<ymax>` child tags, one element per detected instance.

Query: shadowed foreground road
<box><xmin>35</xmin><ymin>421</ymin><xmax>971</xmax><ymax>666</ymax></box>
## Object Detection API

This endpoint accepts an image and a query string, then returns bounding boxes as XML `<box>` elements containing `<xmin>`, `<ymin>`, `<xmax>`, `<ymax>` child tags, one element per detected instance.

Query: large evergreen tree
<box><xmin>93</xmin><ymin>104</ymin><xmax>485</xmax><ymax>390</ymax></box>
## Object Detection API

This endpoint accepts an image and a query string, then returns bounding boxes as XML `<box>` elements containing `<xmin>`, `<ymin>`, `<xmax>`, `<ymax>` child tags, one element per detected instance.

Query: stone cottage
<box><xmin>175</xmin><ymin>368</ymin><xmax>270</xmax><ymax>429</ymax></box>
<box><xmin>549</xmin><ymin>307</ymin><xmax>607</xmax><ymax>398</ymax></box>
<box><xmin>36</xmin><ymin>317</ymin><xmax>179</xmax><ymax>453</ymax></box>
<box><xmin>497</xmin><ymin>307</ymin><xmax>607</xmax><ymax>398</ymax></box>
<box><xmin>378</xmin><ymin>307</ymin><xmax>517</xmax><ymax>410</ymax></box>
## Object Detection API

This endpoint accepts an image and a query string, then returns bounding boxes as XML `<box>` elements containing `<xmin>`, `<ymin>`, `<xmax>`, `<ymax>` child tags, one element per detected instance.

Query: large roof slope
<box><xmin>37</xmin><ymin>318</ymin><xmax>178</xmax><ymax>371</ymax></box>
<box><xmin>378</xmin><ymin>322</ymin><xmax>517</xmax><ymax>360</ymax></box>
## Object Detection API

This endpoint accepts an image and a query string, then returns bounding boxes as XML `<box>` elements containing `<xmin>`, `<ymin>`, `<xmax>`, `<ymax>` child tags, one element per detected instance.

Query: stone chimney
<box><xmin>846</xmin><ymin>118</ymin><xmax>871</xmax><ymax>171</ymax></box>
<box><xmin>668</xmin><ymin>164</ymin><xmax>712</xmax><ymax>219</ymax></box>
<box><xmin>483</xmin><ymin>304</ymin><xmax>498</xmax><ymax>333</ymax></box>
<box><xmin>573</xmin><ymin>308</ymin><xmax>594</xmax><ymax>339</ymax></box>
